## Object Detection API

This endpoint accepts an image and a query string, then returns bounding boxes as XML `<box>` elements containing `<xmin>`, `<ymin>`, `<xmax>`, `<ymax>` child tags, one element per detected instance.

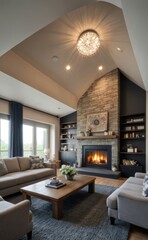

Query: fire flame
<box><xmin>87</xmin><ymin>151</ymin><xmax>107</xmax><ymax>165</ymax></box>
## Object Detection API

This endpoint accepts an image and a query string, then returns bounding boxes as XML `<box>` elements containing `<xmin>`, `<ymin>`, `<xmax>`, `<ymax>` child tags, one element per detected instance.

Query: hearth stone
<box><xmin>77</xmin><ymin>167</ymin><xmax>121</xmax><ymax>179</ymax></box>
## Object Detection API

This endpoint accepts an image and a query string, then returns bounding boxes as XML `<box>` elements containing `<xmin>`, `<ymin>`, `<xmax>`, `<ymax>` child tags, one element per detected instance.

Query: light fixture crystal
<box><xmin>77</xmin><ymin>30</ymin><xmax>100</xmax><ymax>56</ymax></box>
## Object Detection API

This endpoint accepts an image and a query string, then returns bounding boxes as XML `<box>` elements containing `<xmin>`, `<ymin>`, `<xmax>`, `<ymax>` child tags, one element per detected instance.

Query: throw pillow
<box><xmin>0</xmin><ymin>196</ymin><xmax>4</xmax><ymax>201</ymax></box>
<box><xmin>30</xmin><ymin>158</ymin><xmax>45</xmax><ymax>169</ymax></box>
<box><xmin>29</xmin><ymin>155</ymin><xmax>40</xmax><ymax>160</ymax></box>
<box><xmin>0</xmin><ymin>159</ymin><xmax>8</xmax><ymax>176</ymax></box>
<box><xmin>4</xmin><ymin>157</ymin><xmax>20</xmax><ymax>173</ymax></box>
<box><xmin>142</xmin><ymin>173</ymin><xmax>148</xmax><ymax>197</ymax></box>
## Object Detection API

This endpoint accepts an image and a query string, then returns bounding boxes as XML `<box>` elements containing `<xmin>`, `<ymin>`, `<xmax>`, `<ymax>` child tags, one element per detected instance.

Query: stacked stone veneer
<box><xmin>77</xmin><ymin>69</ymin><xmax>120</xmax><ymax>168</ymax></box>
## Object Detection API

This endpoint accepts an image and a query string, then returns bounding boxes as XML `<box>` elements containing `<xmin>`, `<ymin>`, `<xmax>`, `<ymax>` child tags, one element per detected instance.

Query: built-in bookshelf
<box><xmin>120</xmin><ymin>113</ymin><xmax>145</xmax><ymax>177</ymax></box>
<box><xmin>59</xmin><ymin>112</ymin><xmax>77</xmax><ymax>166</ymax></box>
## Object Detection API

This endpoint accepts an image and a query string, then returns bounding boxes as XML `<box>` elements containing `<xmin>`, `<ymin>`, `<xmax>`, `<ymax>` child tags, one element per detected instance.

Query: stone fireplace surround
<box><xmin>77</xmin><ymin>69</ymin><xmax>120</xmax><ymax>174</ymax></box>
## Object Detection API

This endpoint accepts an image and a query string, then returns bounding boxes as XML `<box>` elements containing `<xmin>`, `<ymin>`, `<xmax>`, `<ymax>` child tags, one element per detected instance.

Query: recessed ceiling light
<box><xmin>98</xmin><ymin>65</ymin><xmax>103</xmax><ymax>71</ymax></box>
<box><xmin>117</xmin><ymin>47</ymin><xmax>122</xmax><ymax>52</ymax></box>
<box><xmin>52</xmin><ymin>56</ymin><xmax>58</xmax><ymax>62</ymax></box>
<box><xmin>65</xmin><ymin>65</ymin><xmax>71</xmax><ymax>71</ymax></box>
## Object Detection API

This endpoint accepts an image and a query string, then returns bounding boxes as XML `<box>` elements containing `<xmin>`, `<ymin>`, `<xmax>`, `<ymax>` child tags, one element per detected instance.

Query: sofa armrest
<box><xmin>135</xmin><ymin>172</ymin><xmax>146</xmax><ymax>178</ymax></box>
<box><xmin>44</xmin><ymin>161</ymin><xmax>57</xmax><ymax>176</ymax></box>
<box><xmin>0</xmin><ymin>200</ymin><xmax>32</xmax><ymax>240</ymax></box>
<box><xmin>117</xmin><ymin>191</ymin><xmax>148</xmax><ymax>229</ymax></box>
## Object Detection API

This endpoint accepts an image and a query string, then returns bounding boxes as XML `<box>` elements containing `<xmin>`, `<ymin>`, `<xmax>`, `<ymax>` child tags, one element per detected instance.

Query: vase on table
<box><xmin>65</xmin><ymin>174</ymin><xmax>74</xmax><ymax>180</ymax></box>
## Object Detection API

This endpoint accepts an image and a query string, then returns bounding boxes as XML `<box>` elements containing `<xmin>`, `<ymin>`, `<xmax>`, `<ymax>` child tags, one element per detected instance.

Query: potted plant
<box><xmin>60</xmin><ymin>164</ymin><xmax>77</xmax><ymax>180</ymax></box>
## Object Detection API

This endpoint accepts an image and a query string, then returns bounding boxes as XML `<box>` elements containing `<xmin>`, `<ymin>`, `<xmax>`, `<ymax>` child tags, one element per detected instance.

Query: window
<box><xmin>0</xmin><ymin>114</ymin><xmax>9</xmax><ymax>158</ymax></box>
<box><xmin>23</xmin><ymin>125</ymin><xmax>33</xmax><ymax>156</ymax></box>
<box><xmin>23</xmin><ymin>120</ymin><xmax>50</xmax><ymax>158</ymax></box>
<box><xmin>36</xmin><ymin>127</ymin><xmax>48</xmax><ymax>157</ymax></box>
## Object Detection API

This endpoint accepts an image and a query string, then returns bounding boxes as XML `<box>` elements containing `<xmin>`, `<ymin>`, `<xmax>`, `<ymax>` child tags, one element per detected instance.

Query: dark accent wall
<box><xmin>120</xmin><ymin>73</ymin><xmax>146</xmax><ymax>116</ymax></box>
<box><xmin>60</xmin><ymin>111</ymin><xmax>77</xmax><ymax>123</ymax></box>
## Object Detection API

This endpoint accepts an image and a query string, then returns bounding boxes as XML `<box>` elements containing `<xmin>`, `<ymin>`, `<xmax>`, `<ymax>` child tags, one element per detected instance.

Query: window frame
<box><xmin>0</xmin><ymin>113</ymin><xmax>10</xmax><ymax>158</ymax></box>
<box><xmin>23</xmin><ymin>119</ymin><xmax>50</xmax><ymax>157</ymax></box>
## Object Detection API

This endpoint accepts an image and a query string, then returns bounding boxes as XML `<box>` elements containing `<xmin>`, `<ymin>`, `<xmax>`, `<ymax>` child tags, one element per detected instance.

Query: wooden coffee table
<box><xmin>21</xmin><ymin>175</ymin><xmax>96</xmax><ymax>219</ymax></box>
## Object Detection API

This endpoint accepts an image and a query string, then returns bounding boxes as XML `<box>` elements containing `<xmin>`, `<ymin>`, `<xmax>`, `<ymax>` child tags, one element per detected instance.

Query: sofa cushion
<box><xmin>142</xmin><ymin>173</ymin><xmax>148</xmax><ymax>197</ymax></box>
<box><xmin>17</xmin><ymin>157</ymin><xmax>31</xmax><ymax>171</ymax></box>
<box><xmin>126</xmin><ymin>176</ymin><xmax>143</xmax><ymax>185</ymax></box>
<box><xmin>29</xmin><ymin>156</ymin><xmax>40</xmax><ymax>161</ymax></box>
<box><xmin>4</xmin><ymin>158</ymin><xmax>20</xmax><ymax>173</ymax></box>
<box><xmin>15</xmin><ymin>169</ymin><xmax>54</xmax><ymax>184</ymax></box>
<box><xmin>30</xmin><ymin>158</ymin><xmax>45</xmax><ymax>169</ymax></box>
<box><xmin>0</xmin><ymin>173</ymin><xmax>21</xmax><ymax>190</ymax></box>
<box><xmin>0</xmin><ymin>159</ymin><xmax>8</xmax><ymax>176</ymax></box>
<box><xmin>0</xmin><ymin>169</ymin><xmax>54</xmax><ymax>190</ymax></box>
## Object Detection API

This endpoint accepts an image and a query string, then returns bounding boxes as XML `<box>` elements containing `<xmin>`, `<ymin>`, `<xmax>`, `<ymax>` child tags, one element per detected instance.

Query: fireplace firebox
<box><xmin>82</xmin><ymin>145</ymin><xmax>112</xmax><ymax>170</ymax></box>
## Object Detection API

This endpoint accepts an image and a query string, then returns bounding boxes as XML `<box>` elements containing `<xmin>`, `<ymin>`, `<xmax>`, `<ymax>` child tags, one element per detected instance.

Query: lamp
<box><xmin>77</xmin><ymin>29</ymin><xmax>100</xmax><ymax>56</ymax></box>
<box><xmin>44</xmin><ymin>148</ymin><xmax>50</xmax><ymax>161</ymax></box>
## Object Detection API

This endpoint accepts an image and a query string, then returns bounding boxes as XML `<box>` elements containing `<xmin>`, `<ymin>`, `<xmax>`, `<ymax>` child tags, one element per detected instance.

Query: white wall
<box><xmin>0</xmin><ymin>99</ymin><xmax>60</xmax><ymax>160</ymax></box>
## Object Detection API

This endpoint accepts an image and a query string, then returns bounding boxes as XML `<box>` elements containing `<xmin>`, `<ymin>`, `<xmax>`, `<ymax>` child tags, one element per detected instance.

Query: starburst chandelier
<box><xmin>77</xmin><ymin>30</ymin><xmax>100</xmax><ymax>56</ymax></box>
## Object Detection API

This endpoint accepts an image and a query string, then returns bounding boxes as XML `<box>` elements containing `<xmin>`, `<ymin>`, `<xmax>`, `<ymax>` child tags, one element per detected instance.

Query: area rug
<box><xmin>9</xmin><ymin>184</ymin><xmax>130</xmax><ymax>240</ymax></box>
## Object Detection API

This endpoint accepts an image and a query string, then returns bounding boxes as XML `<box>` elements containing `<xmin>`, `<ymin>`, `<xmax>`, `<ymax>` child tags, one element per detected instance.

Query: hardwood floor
<box><xmin>57</xmin><ymin>170</ymin><xmax>148</xmax><ymax>239</ymax></box>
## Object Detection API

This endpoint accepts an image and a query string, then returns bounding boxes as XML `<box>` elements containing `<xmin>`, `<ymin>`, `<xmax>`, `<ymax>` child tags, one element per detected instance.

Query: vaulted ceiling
<box><xmin>0</xmin><ymin>0</ymin><xmax>148</xmax><ymax>117</ymax></box>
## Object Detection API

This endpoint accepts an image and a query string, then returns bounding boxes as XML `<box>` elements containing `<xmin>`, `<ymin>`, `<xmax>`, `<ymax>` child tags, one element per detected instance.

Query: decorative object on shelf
<box><xmin>77</xmin><ymin>29</ymin><xmax>100</xmax><ymax>56</ymax></box>
<box><xmin>108</xmin><ymin>131</ymin><xmax>113</xmax><ymax>135</ymax></box>
<box><xmin>104</xmin><ymin>131</ymin><xmax>108</xmax><ymax>136</ymax></box>
<box><xmin>86</xmin><ymin>112</ymin><xmax>108</xmax><ymax>132</ymax></box>
<box><xmin>112</xmin><ymin>163</ymin><xmax>118</xmax><ymax>172</ymax></box>
<box><xmin>122</xmin><ymin>159</ymin><xmax>137</xmax><ymax>166</ymax></box>
<box><xmin>63</xmin><ymin>145</ymin><xmax>68</xmax><ymax>151</ymax></box>
<box><xmin>127</xmin><ymin>144</ymin><xmax>133</xmax><ymax>153</ymax></box>
<box><xmin>85</xmin><ymin>127</ymin><xmax>92</xmax><ymax>136</ymax></box>
<box><xmin>60</xmin><ymin>164</ymin><xmax>77</xmax><ymax>180</ymax></box>
<box><xmin>80</xmin><ymin>131</ymin><xmax>85</xmax><ymax>136</ymax></box>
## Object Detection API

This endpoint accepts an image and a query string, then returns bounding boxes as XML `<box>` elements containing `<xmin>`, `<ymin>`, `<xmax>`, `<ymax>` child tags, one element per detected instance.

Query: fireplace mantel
<box><xmin>77</xmin><ymin>135</ymin><xmax>118</xmax><ymax>140</ymax></box>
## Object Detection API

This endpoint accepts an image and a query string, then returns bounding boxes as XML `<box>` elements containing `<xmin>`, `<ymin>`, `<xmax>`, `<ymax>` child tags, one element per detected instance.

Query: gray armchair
<box><xmin>0</xmin><ymin>197</ymin><xmax>32</xmax><ymax>240</ymax></box>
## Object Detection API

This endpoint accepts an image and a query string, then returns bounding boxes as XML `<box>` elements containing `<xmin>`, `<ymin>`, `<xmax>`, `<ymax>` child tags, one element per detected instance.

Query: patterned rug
<box><xmin>7</xmin><ymin>184</ymin><xmax>130</xmax><ymax>240</ymax></box>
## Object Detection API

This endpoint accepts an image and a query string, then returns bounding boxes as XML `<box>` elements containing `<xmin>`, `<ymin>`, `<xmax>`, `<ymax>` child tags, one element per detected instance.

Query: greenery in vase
<box><xmin>60</xmin><ymin>164</ymin><xmax>77</xmax><ymax>176</ymax></box>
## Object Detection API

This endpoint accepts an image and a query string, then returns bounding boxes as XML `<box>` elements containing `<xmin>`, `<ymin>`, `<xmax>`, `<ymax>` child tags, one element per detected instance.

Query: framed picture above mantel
<box><xmin>86</xmin><ymin>112</ymin><xmax>108</xmax><ymax>133</ymax></box>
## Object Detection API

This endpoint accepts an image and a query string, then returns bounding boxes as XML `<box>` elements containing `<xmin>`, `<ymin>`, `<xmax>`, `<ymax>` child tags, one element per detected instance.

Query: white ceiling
<box><xmin>0</xmin><ymin>0</ymin><xmax>148</xmax><ymax>117</ymax></box>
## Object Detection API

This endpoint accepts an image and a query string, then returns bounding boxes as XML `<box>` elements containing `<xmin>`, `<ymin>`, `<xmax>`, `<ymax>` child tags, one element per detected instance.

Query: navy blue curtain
<box><xmin>9</xmin><ymin>101</ymin><xmax>23</xmax><ymax>157</ymax></box>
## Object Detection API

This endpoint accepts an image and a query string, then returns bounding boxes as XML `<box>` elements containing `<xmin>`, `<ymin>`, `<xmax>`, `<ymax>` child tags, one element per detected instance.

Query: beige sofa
<box><xmin>0</xmin><ymin>196</ymin><xmax>32</xmax><ymax>240</ymax></box>
<box><xmin>0</xmin><ymin>157</ymin><xmax>57</xmax><ymax>197</ymax></box>
<box><xmin>106</xmin><ymin>172</ymin><xmax>148</xmax><ymax>230</ymax></box>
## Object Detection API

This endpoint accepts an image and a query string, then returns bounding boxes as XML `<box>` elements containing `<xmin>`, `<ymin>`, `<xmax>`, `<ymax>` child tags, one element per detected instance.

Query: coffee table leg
<box><xmin>52</xmin><ymin>200</ymin><xmax>63</xmax><ymax>220</ymax></box>
<box><xmin>88</xmin><ymin>181</ymin><xmax>95</xmax><ymax>193</ymax></box>
<box><xmin>22</xmin><ymin>192</ymin><xmax>32</xmax><ymax>206</ymax></box>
